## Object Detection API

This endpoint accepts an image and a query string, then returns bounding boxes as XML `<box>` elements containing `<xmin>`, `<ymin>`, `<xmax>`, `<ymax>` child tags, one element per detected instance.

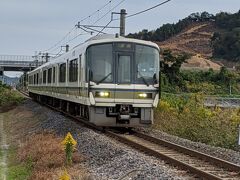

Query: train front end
<box><xmin>87</xmin><ymin>37</ymin><xmax>160</xmax><ymax>127</ymax></box>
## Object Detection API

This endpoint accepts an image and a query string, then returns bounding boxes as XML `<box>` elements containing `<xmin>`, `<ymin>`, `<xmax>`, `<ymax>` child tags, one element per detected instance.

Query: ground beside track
<box><xmin>0</xmin><ymin>99</ymin><xmax>89</xmax><ymax>179</ymax></box>
<box><xmin>12</xmin><ymin>98</ymin><xmax>197</xmax><ymax>179</ymax></box>
<box><xmin>6</xmin><ymin>96</ymin><xmax>240</xmax><ymax>179</ymax></box>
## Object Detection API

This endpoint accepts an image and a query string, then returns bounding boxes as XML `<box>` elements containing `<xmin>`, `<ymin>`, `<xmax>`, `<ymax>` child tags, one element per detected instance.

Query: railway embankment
<box><xmin>22</xmin><ymin>98</ymin><xmax>193</xmax><ymax>179</ymax></box>
<box><xmin>3</xmin><ymin>96</ymin><xmax>197</xmax><ymax>179</ymax></box>
<box><xmin>0</xmin><ymin>99</ymin><xmax>88</xmax><ymax>179</ymax></box>
<box><xmin>3</xmin><ymin>94</ymin><xmax>240</xmax><ymax>179</ymax></box>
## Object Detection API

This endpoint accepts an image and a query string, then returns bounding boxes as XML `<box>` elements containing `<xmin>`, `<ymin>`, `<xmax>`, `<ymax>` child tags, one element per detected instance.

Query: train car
<box><xmin>27</xmin><ymin>34</ymin><xmax>160</xmax><ymax>127</ymax></box>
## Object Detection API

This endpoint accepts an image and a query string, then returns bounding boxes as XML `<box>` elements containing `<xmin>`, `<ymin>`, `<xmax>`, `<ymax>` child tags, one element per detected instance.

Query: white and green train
<box><xmin>27</xmin><ymin>34</ymin><xmax>160</xmax><ymax>127</ymax></box>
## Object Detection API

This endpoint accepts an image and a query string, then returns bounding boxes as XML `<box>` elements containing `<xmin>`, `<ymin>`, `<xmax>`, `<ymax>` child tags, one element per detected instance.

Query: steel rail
<box><xmin>105</xmin><ymin>130</ymin><xmax>240</xmax><ymax>180</ymax></box>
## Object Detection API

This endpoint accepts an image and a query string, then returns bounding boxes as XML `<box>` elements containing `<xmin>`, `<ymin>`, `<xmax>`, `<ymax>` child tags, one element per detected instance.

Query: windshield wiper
<box><xmin>97</xmin><ymin>72</ymin><xmax>112</xmax><ymax>84</ymax></box>
<box><xmin>153</xmin><ymin>73</ymin><xmax>158</xmax><ymax>84</ymax></box>
<box><xmin>137</xmin><ymin>71</ymin><xmax>149</xmax><ymax>86</ymax></box>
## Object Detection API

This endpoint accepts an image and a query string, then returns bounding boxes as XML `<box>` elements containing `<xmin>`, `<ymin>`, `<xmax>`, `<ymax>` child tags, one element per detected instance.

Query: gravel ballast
<box><xmin>22</xmin><ymin>99</ymin><xmax>240</xmax><ymax>179</ymax></box>
<box><xmin>138</xmin><ymin>128</ymin><xmax>240</xmax><ymax>166</ymax></box>
<box><xmin>23</xmin><ymin>99</ymin><xmax>193</xmax><ymax>179</ymax></box>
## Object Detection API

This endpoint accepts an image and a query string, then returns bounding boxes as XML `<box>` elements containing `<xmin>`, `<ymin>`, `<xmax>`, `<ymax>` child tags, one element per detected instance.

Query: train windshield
<box><xmin>135</xmin><ymin>45</ymin><xmax>159</xmax><ymax>85</ymax></box>
<box><xmin>88</xmin><ymin>43</ymin><xmax>159</xmax><ymax>84</ymax></box>
<box><xmin>88</xmin><ymin>44</ymin><xmax>113</xmax><ymax>83</ymax></box>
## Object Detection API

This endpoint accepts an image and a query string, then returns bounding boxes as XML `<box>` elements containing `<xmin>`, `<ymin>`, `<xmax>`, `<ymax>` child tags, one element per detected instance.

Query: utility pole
<box><xmin>120</xmin><ymin>9</ymin><xmax>126</xmax><ymax>36</ymax></box>
<box><xmin>66</xmin><ymin>45</ymin><xmax>69</xmax><ymax>52</ymax></box>
<box><xmin>45</xmin><ymin>53</ymin><xmax>49</xmax><ymax>62</ymax></box>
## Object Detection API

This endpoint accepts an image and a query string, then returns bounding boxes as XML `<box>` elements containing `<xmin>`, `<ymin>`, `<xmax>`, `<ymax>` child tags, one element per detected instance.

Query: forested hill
<box><xmin>127</xmin><ymin>12</ymin><xmax>215</xmax><ymax>42</ymax></box>
<box><xmin>212</xmin><ymin>11</ymin><xmax>240</xmax><ymax>61</ymax></box>
<box><xmin>128</xmin><ymin>11</ymin><xmax>240</xmax><ymax>62</ymax></box>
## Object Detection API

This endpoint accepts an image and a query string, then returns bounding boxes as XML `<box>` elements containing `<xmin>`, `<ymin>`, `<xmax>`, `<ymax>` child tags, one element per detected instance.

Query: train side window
<box><xmin>36</xmin><ymin>73</ymin><xmax>39</xmax><ymax>84</ymax></box>
<box><xmin>69</xmin><ymin>59</ymin><xmax>78</xmax><ymax>82</ymax></box>
<box><xmin>43</xmin><ymin>70</ymin><xmax>47</xmax><ymax>84</ymax></box>
<box><xmin>31</xmin><ymin>75</ymin><xmax>33</xmax><ymax>85</ymax></box>
<box><xmin>29</xmin><ymin>75</ymin><xmax>32</xmax><ymax>84</ymax></box>
<box><xmin>53</xmin><ymin>67</ymin><xmax>55</xmax><ymax>83</ymax></box>
<box><xmin>34</xmin><ymin>74</ymin><xmax>36</xmax><ymax>84</ymax></box>
<box><xmin>39</xmin><ymin>72</ymin><xmax>42</xmax><ymax>84</ymax></box>
<box><xmin>59</xmin><ymin>63</ymin><xmax>66</xmax><ymax>82</ymax></box>
<box><xmin>79</xmin><ymin>55</ymin><xmax>82</xmax><ymax>82</ymax></box>
<box><xmin>48</xmin><ymin>68</ymin><xmax>52</xmax><ymax>84</ymax></box>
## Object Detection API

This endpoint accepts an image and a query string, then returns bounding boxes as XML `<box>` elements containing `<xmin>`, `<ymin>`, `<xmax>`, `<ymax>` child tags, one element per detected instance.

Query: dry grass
<box><xmin>18</xmin><ymin>133</ymin><xmax>87</xmax><ymax>180</ymax></box>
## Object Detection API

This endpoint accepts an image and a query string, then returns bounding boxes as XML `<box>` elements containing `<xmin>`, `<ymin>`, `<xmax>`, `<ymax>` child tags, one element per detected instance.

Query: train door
<box><xmin>114</xmin><ymin>52</ymin><xmax>134</xmax><ymax>103</ymax></box>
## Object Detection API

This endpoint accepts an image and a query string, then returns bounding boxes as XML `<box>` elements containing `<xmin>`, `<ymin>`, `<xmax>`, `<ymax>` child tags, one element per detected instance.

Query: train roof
<box><xmin>29</xmin><ymin>34</ymin><xmax>160</xmax><ymax>74</ymax></box>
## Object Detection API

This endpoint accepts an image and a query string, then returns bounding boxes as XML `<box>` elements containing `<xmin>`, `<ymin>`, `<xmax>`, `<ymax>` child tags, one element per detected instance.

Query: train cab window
<box><xmin>59</xmin><ymin>63</ymin><xmax>66</xmax><ymax>83</ymax></box>
<box><xmin>43</xmin><ymin>70</ymin><xmax>47</xmax><ymax>84</ymax></box>
<box><xmin>117</xmin><ymin>55</ymin><xmax>131</xmax><ymax>84</ymax></box>
<box><xmin>135</xmin><ymin>45</ymin><xmax>159</xmax><ymax>85</ymax></box>
<box><xmin>69</xmin><ymin>59</ymin><xmax>78</xmax><ymax>82</ymax></box>
<box><xmin>88</xmin><ymin>44</ymin><xmax>113</xmax><ymax>83</ymax></box>
<box><xmin>52</xmin><ymin>67</ymin><xmax>55</xmax><ymax>83</ymax></box>
<box><xmin>48</xmin><ymin>68</ymin><xmax>52</xmax><ymax>84</ymax></box>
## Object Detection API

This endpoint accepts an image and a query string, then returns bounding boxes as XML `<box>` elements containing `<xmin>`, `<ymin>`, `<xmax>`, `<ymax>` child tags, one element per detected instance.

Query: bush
<box><xmin>154</xmin><ymin>94</ymin><xmax>240</xmax><ymax>149</ymax></box>
<box><xmin>0</xmin><ymin>85</ymin><xmax>24</xmax><ymax>108</ymax></box>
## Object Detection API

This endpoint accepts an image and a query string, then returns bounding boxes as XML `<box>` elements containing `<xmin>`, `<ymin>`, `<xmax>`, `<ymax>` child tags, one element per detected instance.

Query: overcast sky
<box><xmin>0</xmin><ymin>0</ymin><xmax>239</xmax><ymax>77</ymax></box>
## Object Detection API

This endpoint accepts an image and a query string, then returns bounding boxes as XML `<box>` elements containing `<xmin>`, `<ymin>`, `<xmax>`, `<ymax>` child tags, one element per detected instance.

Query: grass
<box><xmin>17</xmin><ymin>133</ymin><xmax>85</xmax><ymax>179</ymax></box>
<box><xmin>7</xmin><ymin>147</ymin><xmax>32</xmax><ymax>180</ymax></box>
<box><xmin>154</xmin><ymin>93</ymin><xmax>240</xmax><ymax>150</ymax></box>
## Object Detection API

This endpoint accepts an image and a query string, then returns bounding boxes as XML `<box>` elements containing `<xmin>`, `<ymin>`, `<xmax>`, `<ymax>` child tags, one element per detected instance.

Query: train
<box><xmin>24</xmin><ymin>34</ymin><xmax>160</xmax><ymax>127</ymax></box>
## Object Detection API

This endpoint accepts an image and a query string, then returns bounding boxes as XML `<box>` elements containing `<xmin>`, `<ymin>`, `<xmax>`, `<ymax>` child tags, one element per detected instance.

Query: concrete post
<box><xmin>120</xmin><ymin>9</ymin><xmax>126</xmax><ymax>37</ymax></box>
<box><xmin>66</xmin><ymin>45</ymin><xmax>69</xmax><ymax>52</ymax></box>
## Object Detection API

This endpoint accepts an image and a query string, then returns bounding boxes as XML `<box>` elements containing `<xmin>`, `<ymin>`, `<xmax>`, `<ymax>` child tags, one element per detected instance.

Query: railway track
<box><xmin>20</xmin><ymin>91</ymin><xmax>240</xmax><ymax>179</ymax></box>
<box><xmin>106</xmin><ymin>130</ymin><xmax>240</xmax><ymax>180</ymax></box>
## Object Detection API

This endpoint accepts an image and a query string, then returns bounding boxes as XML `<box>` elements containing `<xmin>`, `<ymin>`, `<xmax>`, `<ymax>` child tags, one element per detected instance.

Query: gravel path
<box><xmin>23</xmin><ymin>99</ymin><xmax>194</xmax><ymax>180</ymax></box>
<box><xmin>137</xmin><ymin>127</ymin><xmax>240</xmax><ymax>166</ymax></box>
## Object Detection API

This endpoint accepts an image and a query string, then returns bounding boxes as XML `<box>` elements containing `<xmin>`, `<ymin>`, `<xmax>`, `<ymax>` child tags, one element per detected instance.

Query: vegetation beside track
<box><xmin>0</xmin><ymin>83</ymin><xmax>24</xmax><ymax>112</ymax></box>
<box><xmin>1</xmin><ymin>100</ymin><xmax>87</xmax><ymax>179</ymax></box>
<box><xmin>154</xmin><ymin>93</ymin><xmax>240</xmax><ymax>150</ymax></box>
<box><xmin>5</xmin><ymin>147</ymin><xmax>32</xmax><ymax>180</ymax></box>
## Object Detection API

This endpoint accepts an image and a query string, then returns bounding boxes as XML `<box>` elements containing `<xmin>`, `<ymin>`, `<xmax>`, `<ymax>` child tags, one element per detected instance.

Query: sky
<box><xmin>0</xmin><ymin>0</ymin><xmax>239</xmax><ymax>77</ymax></box>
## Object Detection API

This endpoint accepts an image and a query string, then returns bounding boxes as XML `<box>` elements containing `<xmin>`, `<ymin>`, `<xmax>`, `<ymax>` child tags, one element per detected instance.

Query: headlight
<box><xmin>138</xmin><ymin>93</ymin><xmax>152</xmax><ymax>98</ymax></box>
<box><xmin>95</xmin><ymin>91</ymin><xmax>110</xmax><ymax>97</ymax></box>
<box><xmin>138</xmin><ymin>93</ymin><xmax>147</xmax><ymax>98</ymax></box>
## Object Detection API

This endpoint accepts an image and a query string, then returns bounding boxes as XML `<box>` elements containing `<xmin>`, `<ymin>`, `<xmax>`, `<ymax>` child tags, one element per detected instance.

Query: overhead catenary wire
<box><xmin>65</xmin><ymin>32</ymin><xmax>89</xmax><ymax>44</ymax></box>
<box><xmin>126</xmin><ymin>0</ymin><xmax>172</xmax><ymax>19</ymax></box>
<box><xmin>42</xmin><ymin>26</ymin><xmax>76</xmax><ymax>52</ymax></box>
<box><xmin>91</xmin><ymin>0</ymin><xmax>126</xmax><ymax>25</ymax></box>
<box><xmin>42</xmin><ymin>0</ymin><xmax>116</xmax><ymax>53</ymax></box>
<box><xmin>80</xmin><ymin>0</ymin><xmax>114</xmax><ymax>23</ymax></box>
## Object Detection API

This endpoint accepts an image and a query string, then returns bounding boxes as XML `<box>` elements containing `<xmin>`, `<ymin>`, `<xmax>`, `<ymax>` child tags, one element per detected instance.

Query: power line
<box><xmin>42</xmin><ymin>0</ymin><xmax>116</xmax><ymax>53</ymax></box>
<box><xmin>65</xmin><ymin>32</ymin><xmax>89</xmax><ymax>44</ymax></box>
<box><xmin>42</xmin><ymin>26</ymin><xmax>76</xmax><ymax>52</ymax></box>
<box><xmin>92</xmin><ymin>0</ymin><xmax>126</xmax><ymax>25</ymax></box>
<box><xmin>80</xmin><ymin>0</ymin><xmax>113</xmax><ymax>23</ymax></box>
<box><xmin>126</xmin><ymin>0</ymin><xmax>172</xmax><ymax>19</ymax></box>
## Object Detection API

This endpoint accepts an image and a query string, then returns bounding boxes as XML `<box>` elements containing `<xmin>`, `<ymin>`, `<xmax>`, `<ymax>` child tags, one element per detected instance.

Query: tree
<box><xmin>161</xmin><ymin>49</ymin><xmax>190</xmax><ymax>85</ymax></box>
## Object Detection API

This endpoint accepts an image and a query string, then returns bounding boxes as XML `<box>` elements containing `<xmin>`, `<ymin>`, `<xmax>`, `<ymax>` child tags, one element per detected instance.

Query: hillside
<box><xmin>128</xmin><ymin>11</ymin><xmax>240</xmax><ymax>69</ymax></box>
<box><xmin>157</xmin><ymin>22</ymin><xmax>222</xmax><ymax>70</ymax></box>
<box><xmin>157</xmin><ymin>22</ymin><xmax>216</xmax><ymax>58</ymax></box>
